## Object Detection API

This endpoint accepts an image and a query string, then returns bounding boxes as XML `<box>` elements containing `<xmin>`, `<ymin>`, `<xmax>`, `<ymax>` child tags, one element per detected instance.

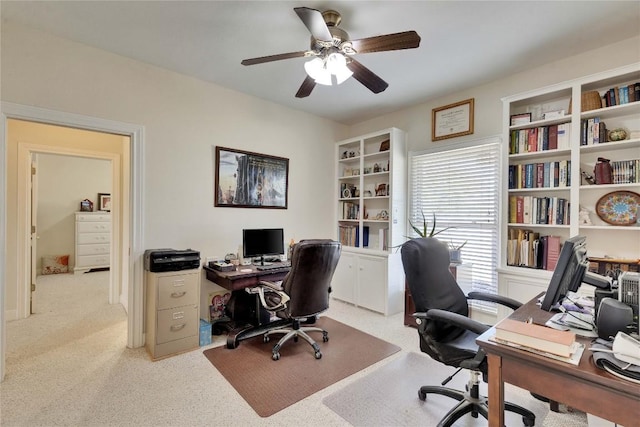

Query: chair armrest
<box><xmin>467</xmin><ymin>291</ymin><xmax>522</xmax><ymax>311</ymax></box>
<box><xmin>246</xmin><ymin>281</ymin><xmax>290</xmax><ymax>311</ymax></box>
<box><xmin>424</xmin><ymin>308</ymin><xmax>490</xmax><ymax>335</ymax></box>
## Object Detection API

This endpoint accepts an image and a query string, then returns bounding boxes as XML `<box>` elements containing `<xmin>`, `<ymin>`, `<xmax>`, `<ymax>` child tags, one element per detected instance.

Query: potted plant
<box><xmin>448</xmin><ymin>241</ymin><xmax>467</xmax><ymax>264</ymax></box>
<box><xmin>408</xmin><ymin>210</ymin><xmax>452</xmax><ymax>238</ymax></box>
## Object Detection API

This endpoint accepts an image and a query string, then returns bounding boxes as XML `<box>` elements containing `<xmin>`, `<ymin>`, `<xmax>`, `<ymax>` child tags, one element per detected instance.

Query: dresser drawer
<box><xmin>77</xmin><ymin>233</ymin><xmax>110</xmax><ymax>245</ymax></box>
<box><xmin>157</xmin><ymin>273</ymin><xmax>199</xmax><ymax>310</ymax></box>
<box><xmin>77</xmin><ymin>221</ymin><xmax>111</xmax><ymax>233</ymax></box>
<box><xmin>76</xmin><ymin>243</ymin><xmax>110</xmax><ymax>256</ymax></box>
<box><xmin>76</xmin><ymin>254</ymin><xmax>110</xmax><ymax>268</ymax></box>
<box><xmin>76</xmin><ymin>213</ymin><xmax>111</xmax><ymax>222</ymax></box>
<box><xmin>156</xmin><ymin>305</ymin><xmax>198</xmax><ymax>344</ymax></box>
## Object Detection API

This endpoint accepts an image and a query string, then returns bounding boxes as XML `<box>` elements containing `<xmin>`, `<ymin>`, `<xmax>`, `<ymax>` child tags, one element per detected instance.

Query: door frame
<box><xmin>18</xmin><ymin>144</ymin><xmax>120</xmax><ymax>308</ymax></box>
<box><xmin>1</xmin><ymin>102</ymin><xmax>145</xmax><ymax>381</ymax></box>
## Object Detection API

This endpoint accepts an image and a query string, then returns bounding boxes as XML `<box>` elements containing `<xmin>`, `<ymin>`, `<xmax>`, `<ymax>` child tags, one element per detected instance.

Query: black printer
<box><xmin>144</xmin><ymin>248</ymin><xmax>201</xmax><ymax>272</ymax></box>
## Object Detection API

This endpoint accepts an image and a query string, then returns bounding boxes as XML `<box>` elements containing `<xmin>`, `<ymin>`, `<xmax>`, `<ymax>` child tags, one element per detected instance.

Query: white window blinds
<box><xmin>409</xmin><ymin>139</ymin><xmax>501</xmax><ymax>312</ymax></box>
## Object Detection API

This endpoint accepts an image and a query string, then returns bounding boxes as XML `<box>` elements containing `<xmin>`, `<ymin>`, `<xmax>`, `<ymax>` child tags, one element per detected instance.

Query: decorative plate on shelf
<box><xmin>595</xmin><ymin>191</ymin><xmax>640</xmax><ymax>226</ymax></box>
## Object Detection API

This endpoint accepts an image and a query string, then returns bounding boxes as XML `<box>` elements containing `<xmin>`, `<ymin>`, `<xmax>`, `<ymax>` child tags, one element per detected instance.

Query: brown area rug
<box><xmin>203</xmin><ymin>316</ymin><xmax>401</xmax><ymax>417</ymax></box>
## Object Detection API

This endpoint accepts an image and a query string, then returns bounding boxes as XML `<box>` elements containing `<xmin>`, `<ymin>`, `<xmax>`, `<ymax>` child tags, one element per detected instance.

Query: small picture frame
<box><xmin>80</xmin><ymin>199</ymin><xmax>93</xmax><ymax>212</ymax></box>
<box><xmin>98</xmin><ymin>193</ymin><xmax>111</xmax><ymax>212</ymax></box>
<box><xmin>510</xmin><ymin>113</ymin><xmax>532</xmax><ymax>126</ymax></box>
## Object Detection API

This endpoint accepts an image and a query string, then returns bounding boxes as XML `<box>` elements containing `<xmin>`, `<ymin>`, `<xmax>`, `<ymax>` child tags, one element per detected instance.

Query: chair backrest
<box><xmin>282</xmin><ymin>239</ymin><xmax>342</xmax><ymax>318</ymax></box>
<box><xmin>401</xmin><ymin>237</ymin><xmax>468</xmax><ymax>342</ymax></box>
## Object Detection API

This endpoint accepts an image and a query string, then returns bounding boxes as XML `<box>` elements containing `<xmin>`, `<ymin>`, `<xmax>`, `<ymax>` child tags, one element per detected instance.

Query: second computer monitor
<box><xmin>540</xmin><ymin>235</ymin><xmax>588</xmax><ymax>311</ymax></box>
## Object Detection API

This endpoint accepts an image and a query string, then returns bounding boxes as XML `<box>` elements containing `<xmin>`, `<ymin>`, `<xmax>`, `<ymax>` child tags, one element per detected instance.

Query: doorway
<box><xmin>1</xmin><ymin>102</ymin><xmax>145</xmax><ymax>381</ymax></box>
<box><xmin>32</xmin><ymin>152</ymin><xmax>113</xmax><ymax>314</ymax></box>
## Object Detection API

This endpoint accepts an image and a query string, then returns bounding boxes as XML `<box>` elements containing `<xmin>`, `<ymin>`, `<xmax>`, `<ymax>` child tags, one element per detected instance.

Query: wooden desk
<box><xmin>476</xmin><ymin>293</ymin><xmax>640</xmax><ymax>427</ymax></box>
<box><xmin>203</xmin><ymin>264</ymin><xmax>291</xmax><ymax>349</ymax></box>
<box><xmin>203</xmin><ymin>264</ymin><xmax>289</xmax><ymax>291</ymax></box>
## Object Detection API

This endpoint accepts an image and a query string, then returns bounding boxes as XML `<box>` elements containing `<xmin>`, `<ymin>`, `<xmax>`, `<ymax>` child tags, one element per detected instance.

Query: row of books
<box><xmin>508</xmin><ymin>123</ymin><xmax>571</xmax><ymax>154</ymax></box>
<box><xmin>601</xmin><ymin>83</ymin><xmax>640</xmax><ymax>107</ymax></box>
<box><xmin>508</xmin><ymin>196</ymin><xmax>570</xmax><ymax>225</ymax></box>
<box><xmin>508</xmin><ymin>160</ymin><xmax>571</xmax><ymax>189</ymax></box>
<box><xmin>341</xmin><ymin>201</ymin><xmax>359</xmax><ymax>220</ymax></box>
<box><xmin>338</xmin><ymin>225</ymin><xmax>367</xmax><ymax>247</ymax></box>
<box><xmin>506</xmin><ymin>229</ymin><xmax>561</xmax><ymax>271</ymax></box>
<box><xmin>579</xmin><ymin>117</ymin><xmax>608</xmax><ymax>146</ymax></box>
<box><xmin>610</xmin><ymin>159</ymin><xmax>640</xmax><ymax>184</ymax></box>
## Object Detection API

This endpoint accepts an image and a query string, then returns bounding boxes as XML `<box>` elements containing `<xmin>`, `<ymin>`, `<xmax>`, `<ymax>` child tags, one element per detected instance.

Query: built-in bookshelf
<box><xmin>332</xmin><ymin>128</ymin><xmax>407</xmax><ymax>315</ymax></box>
<box><xmin>498</xmin><ymin>63</ymin><xmax>640</xmax><ymax>309</ymax></box>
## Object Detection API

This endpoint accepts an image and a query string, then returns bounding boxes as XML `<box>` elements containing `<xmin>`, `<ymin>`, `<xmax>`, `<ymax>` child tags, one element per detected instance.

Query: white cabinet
<box><xmin>74</xmin><ymin>212</ymin><xmax>110</xmax><ymax>274</ymax></box>
<box><xmin>331</xmin><ymin>250</ymin><xmax>404</xmax><ymax>315</ymax></box>
<box><xmin>146</xmin><ymin>269</ymin><xmax>200</xmax><ymax>360</ymax></box>
<box><xmin>500</xmin><ymin>63</ymin><xmax>640</xmax><ymax>296</ymax></box>
<box><xmin>332</xmin><ymin>128</ymin><xmax>407</xmax><ymax>316</ymax></box>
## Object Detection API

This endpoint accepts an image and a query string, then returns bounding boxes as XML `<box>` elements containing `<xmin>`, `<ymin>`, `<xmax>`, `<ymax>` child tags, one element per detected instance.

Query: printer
<box><xmin>144</xmin><ymin>248</ymin><xmax>201</xmax><ymax>272</ymax></box>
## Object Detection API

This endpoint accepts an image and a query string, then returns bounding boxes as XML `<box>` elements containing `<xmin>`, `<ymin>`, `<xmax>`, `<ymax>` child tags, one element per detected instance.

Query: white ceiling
<box><xmin>2</xmin><ymin>1</ymin><xmax>639</xmax><ymax>125</ymax></box>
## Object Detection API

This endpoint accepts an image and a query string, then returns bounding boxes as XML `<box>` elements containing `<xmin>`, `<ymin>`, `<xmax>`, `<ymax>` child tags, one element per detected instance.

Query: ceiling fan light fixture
<box><xmin>304</xmin><ymin>57</ymin><xmax>332</xmax><ymax>85</ymax></box>
<box><xmin>304</xmin><ymin>53</ymin><xmax>353</xmax><ymax>86</ymax></box>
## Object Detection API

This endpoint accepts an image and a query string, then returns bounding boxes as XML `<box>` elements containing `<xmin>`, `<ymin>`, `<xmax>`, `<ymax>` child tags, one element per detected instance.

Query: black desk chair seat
<box><xmin>249</xmin><ymin>239</ymin><xmax>341</xmax><ymax>360</ymax></box>
<box><xmin>402</xmin><ymin>237</ymin><xmax>536</xmax><ymax>427</ymax></box>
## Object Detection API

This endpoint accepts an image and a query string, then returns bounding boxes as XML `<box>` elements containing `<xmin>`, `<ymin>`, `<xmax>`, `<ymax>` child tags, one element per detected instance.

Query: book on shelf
<box><xmin>602</xmin><ymin>82</ymin><xmax>640</xmax><ymax>107</ymax></box>
<box><xmin>611</xmin><ymin>159</ymin><xmax>640</xmax><ymax>184</ymax></box>
<box><xmin>494</xmin><ymin>318</ymin><xmax>577</xmax><ymax>358</ymax></box>
<box><xmin>546</xmin><ymin>235</ymin><xmax>561</xmax><ymax>271</ymax></box>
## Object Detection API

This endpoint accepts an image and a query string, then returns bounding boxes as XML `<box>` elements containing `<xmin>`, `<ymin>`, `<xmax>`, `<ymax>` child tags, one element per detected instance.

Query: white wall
<box><xmin>1</xmin><ymin>21</ymin><xmax>349</xmax><ymax>317</ymax></box>
<box><xmin>346</xmin><ymin>36</ymin><xmax>640</xmax><ymax>152</ymax></box>
<box><xmin>36</xmin><ymin>153</ymin><xmax>111</xmax><ymax>273</ymax></box>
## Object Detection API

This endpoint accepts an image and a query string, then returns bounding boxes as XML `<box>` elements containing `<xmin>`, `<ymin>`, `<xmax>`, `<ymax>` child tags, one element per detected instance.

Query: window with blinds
<box><xmin>409</xmin><ymin>139</ymin><xmax>501</xmax><ymax>312</ymax></box>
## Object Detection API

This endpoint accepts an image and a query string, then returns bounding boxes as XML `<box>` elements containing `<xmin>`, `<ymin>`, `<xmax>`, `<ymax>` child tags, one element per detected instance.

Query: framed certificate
<box><xmin>432</xmin><ymin>98</ymin><xmax>474</xmax><ymax>141</ymax></box>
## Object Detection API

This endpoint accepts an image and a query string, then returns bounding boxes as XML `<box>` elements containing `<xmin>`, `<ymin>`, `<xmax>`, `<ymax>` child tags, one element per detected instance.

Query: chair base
<box><xmin>418</xmin><ymin>371</ymin><xmax>535</xmax><ymax>427</ymax></box>
<box><xmin>264</xmin><ymin>325</ymin><xmax>328</xmax><ymax>360</ymax></box>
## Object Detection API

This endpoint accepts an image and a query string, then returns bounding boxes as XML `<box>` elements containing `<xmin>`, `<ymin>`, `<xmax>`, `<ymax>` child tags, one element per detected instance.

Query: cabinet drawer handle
<box><xmin>170</xmin><ymin>323</ymin><xmax>186</xmax><ymax>331</ymax></box>
<box><xmin>171</xmin><ymin>291</ymin><xmax>186</xmax><ymax>298</ymax></box>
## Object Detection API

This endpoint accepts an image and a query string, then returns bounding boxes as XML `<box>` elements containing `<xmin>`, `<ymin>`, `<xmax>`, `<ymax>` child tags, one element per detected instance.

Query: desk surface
<box><xmin>203</xmin><ymin>264</ymin><xmax>290</xmax><ymax>291</ymax></box>
<box><xmin>477</xmin><ymin>293</ymin><xmax>640</xmax><ymax>427</ymax></box>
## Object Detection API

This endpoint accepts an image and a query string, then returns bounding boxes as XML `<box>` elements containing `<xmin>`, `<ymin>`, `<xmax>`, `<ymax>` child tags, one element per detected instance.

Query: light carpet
<box><xmin>203</xmin><ymin>316</ymin><xmax>401</xmax><ymax>417</ymax></box>
<box><xmin>323</xmin><ymin>352</ymin><xmax>588</xmax><ymax>427</ymax></box>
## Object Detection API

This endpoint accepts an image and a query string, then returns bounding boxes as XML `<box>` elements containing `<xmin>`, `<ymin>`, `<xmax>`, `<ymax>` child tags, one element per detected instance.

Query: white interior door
<box><xmin>30</xmin><ymin>153</ymin><xmax>38</xmax><ymax>314</ymax></box>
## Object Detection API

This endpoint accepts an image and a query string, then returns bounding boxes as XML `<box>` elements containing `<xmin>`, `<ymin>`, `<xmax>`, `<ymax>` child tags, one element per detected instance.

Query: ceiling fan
<box><xmin>241</xmin><ymin>7</ymin><xmax>421</xmax><ymax>98</ymax></box>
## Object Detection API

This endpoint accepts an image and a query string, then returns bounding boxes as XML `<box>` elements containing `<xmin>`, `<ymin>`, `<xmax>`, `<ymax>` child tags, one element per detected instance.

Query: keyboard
<box><xmin>256</xmin><ymin>262</ymin><xmax>291</xmax><ymax>271</ymax></box>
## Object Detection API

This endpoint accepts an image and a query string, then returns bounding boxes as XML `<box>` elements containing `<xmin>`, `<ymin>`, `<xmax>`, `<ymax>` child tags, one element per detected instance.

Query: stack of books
<box><xmin>492</xmin><ymin>318</ymin><xmax>584</xmax><ymax>365</ymax></box>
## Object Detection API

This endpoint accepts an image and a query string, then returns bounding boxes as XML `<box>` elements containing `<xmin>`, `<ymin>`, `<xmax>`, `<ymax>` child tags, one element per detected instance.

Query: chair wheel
<box><xmin>418</xmin><ymin>390</ymin><xmax>427</xmax><ymax>401</ymax></box>
<box><xmin>322</xmin><ymin>332</ymin><xmax>329</xmax><ymax>342</ymax></box>
<box><xmin>272</xmin><ymin>352</ymin><xmax>280</xmax><ymax>361</ymax></box>
<box><xmin>294</xmin><ymin>336</ymin><xmax>299</xmax><ymax>343</ymax></box>
<box><xmin>263</xmin><ymin>335</ymin><xmax>270</xmax><ymax>343</ymax></box>
<box><xmin>315</xmin><ymin>351</ymin><xmax>322</xmax><ymax>359</ymax></box>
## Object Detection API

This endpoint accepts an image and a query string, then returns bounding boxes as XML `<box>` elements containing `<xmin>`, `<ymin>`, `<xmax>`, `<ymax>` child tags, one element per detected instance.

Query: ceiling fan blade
<box><xmin>294</xmin><ymin>7</ymin><xmax>333</xmax><ymax>41</ymax></box>
<box><xmin>351</xmin><ymin>31</ymin><xmax>421</xmax><ymax>54</ymax></box>
<box><xmin>295</xmin><ymin>75</ymin><xmax>316</xmax><ymax>98</ymax></box>
<box><xmin>241</xmin><ymin>51</ymin><xmax>307</xmax><ymax>66</ymax></box>
<box><xmin>346</xmin><ymin>59</ymin><xmax>389</xmax><ymax>94</ymax></box>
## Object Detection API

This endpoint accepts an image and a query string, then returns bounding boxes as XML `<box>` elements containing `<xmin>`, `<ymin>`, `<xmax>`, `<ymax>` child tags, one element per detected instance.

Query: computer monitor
<box><xmin>541</xmin><ymin>235</ymin><xmax>588</xmax><ymax>311</ymax></box>
<box><xmin>242</xmin><ymin>228</ymin><xmax>285</xmax><ymax>265</ymax></box>
<box><xmin>540</xmin><ymin>235</ymin><xmax>611</xmax><ymax>311</ymax></box>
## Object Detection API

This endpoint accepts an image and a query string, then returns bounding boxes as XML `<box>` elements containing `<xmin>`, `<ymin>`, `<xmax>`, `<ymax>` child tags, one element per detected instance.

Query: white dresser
<box><xmin>74</xmin><ymin>212</ymin><xmax>111</xmax><ymax>274</ymax></box>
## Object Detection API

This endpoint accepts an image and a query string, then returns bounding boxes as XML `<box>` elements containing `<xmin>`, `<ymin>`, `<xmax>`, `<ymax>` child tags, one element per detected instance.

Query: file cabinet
<box><xmin>146</xmin><ymin>269</ymin><xmax>200</xmax><ymax>360</ymax></box>
<box><xmin>74</xmin><ymin>212</ymin><xmax>111</xmax><ymax>273</ymax></box>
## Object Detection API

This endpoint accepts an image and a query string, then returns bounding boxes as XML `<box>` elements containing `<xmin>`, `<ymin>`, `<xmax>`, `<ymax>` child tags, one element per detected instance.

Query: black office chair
<box><xmin>401</xmin><ymin>237</ymin><xmax>536</xmax><ymax>427</ymax></box>
<box><xmin>249</xmin><ymin>239</ymin><xmax>341</xmax><ymax>361</ymax></box>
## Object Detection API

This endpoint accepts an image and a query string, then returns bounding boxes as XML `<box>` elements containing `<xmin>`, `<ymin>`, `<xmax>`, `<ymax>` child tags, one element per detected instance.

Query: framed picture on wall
<box><xmin>98</xmin><ymin>193</ymin><xmax>111</xmax><ymax>211</ymax></box>
<box><xmin>214</xmin><ymin>146</ymin><xmax>289</xmax><ymax>209</ymax></box>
